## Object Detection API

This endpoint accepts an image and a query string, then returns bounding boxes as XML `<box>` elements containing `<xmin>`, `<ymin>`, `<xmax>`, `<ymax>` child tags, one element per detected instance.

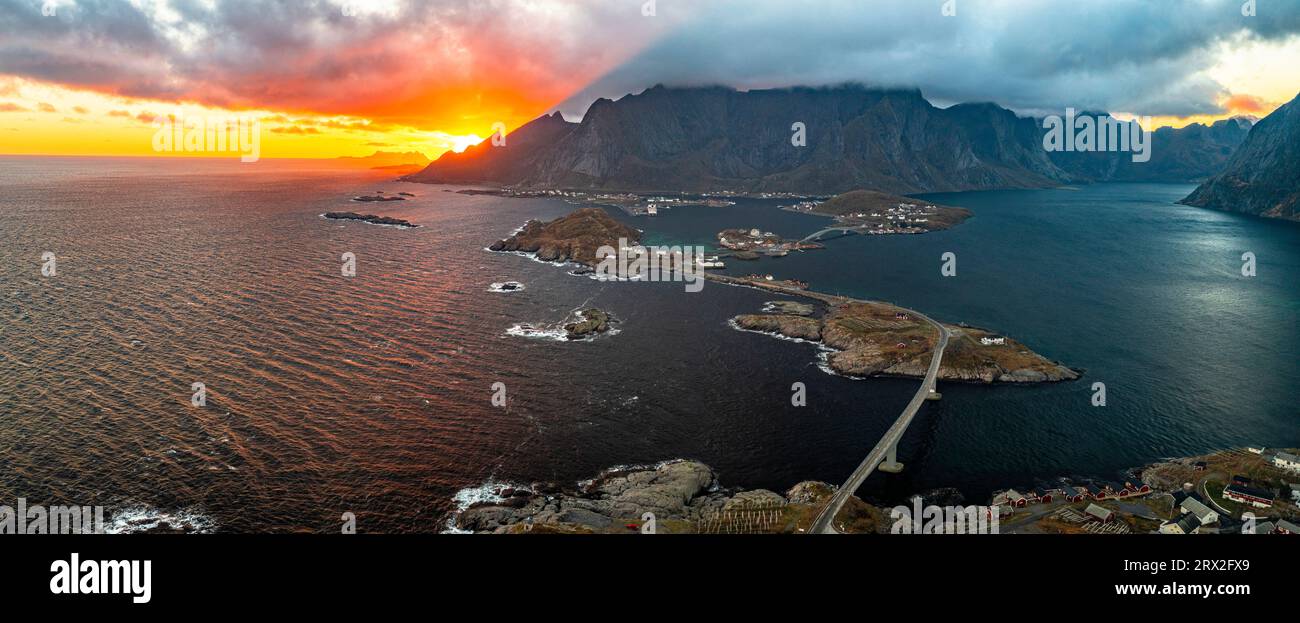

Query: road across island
<box><xmin>699</xmin><ymin>273</ymin><xmax>952</xmax><ymax>535</ymax></box>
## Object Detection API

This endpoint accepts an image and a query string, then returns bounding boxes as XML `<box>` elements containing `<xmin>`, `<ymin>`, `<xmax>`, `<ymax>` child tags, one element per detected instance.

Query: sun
<box><xmin>450</xmin><ymin>134</ymin><xmax>485</xmax><ymax>153</ymax></box>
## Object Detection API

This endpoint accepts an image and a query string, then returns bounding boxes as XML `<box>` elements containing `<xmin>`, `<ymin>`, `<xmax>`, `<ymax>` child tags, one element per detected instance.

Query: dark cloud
<box><xmin>558</xmin><ymin>0</ymin><xmax>1300</xmax><ymax>118</ymax></box>
<box><xmin>1</xmin><ymin>0</ymin><xmax>1295</xmax><ymax>125</ymax></box>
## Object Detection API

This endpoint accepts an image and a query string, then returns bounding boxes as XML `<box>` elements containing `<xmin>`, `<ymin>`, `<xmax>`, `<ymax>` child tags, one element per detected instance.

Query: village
<box><xmin>990</xmin><ymin>447</ymin><xmax>1300</xmax><ymax>535</ymax></box>
<box><xmin>782</xmin><ymin>196</ymin><xmax>958</xmax><ymax>235</ymax></box>
<box><xmin>716</xmin><ymin>227</ymin><xmax>824</xmax><ymax>258</ymax></box>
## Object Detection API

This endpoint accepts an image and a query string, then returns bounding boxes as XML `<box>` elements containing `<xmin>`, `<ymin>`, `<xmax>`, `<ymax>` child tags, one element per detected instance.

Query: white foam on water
<box><xmin>105</xmin><ymin>504</ymin><xmax>217</xmax><ymax>534</ymax></box>
<box><xmin>488</xmin><ymin>281</ymin><xmax>526</xmax><ymax>293</ymax></box>
<box><xmin>442</xmin><ymin>478</ymin><xmax>531</xmax><ymax>534</ymax></box>
<box><xmin>505</xmin><ymin>323</ymin><xmax>569</xmax><ymax>341</ymax></box>
<box><xmin>726</xmin><ymin>318</ymin><xmax>853</xmax><ymax>379</ymax></box>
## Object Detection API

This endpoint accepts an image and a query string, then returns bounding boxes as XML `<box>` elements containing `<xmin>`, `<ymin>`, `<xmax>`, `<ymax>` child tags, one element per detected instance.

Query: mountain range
<box><xmin>1182</xmin><ymin>92</ymin><xmax>1300</xmax><ymax>222</ymax></box>
<box><xmin>406</xmin><ymin>84</ymin><xmax>1294</xmax><ymax>221</ymax></box>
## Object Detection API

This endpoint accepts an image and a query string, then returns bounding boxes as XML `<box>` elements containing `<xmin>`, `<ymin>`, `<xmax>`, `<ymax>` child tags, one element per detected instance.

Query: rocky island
<box><xmin>352</xmin><ymin>193</ymin><xmax>406</xmax><ymax>202</ymax></box>
<box><xmin>323</xmin><ymin>212</ymin><xmax>418</xmax><ymax>228</ymax></box>
<box><xmin>722</xmin><ymin>275</ymin><xmax>1077</xmax><ymax>383</ymax></box>
<box><xmin>489</xmin><ymin>207</ymin><xmax>640</xmax><ymax>265</ymax></box>
<box><xmin>564</xmin><ymin>308</ymin><xmax>613</xmax><ymax>339</ymax></box>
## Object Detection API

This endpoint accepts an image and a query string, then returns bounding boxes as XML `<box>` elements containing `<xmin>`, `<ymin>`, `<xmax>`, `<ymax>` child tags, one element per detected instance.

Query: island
<box><xmin>488</xmin><ymin>207</ymin><xmax>640</xmax><ymax>265</ymax></box>
<box><xmin>785</xmin><ymin>189</ymin><xmax>972</xmax><ymax>235</ymax></box>
<box><xmin>323</xmin><ymin>212</ymin><xmax>418</xmax><ymax>228</ymax></box>
<box><xmin>564</xmin><ymin>308</ymin><xmax>613</xmax><ymax>340</ymax></box>
<box><xmin>720</xmin><ymin>274</ymin><xmax>1077</xmax><ymax>383</ymax></box>
<box><xmin>351</xmin><ymin>193</ymin><xmax>406</xmax><ymax>202</ymax></box>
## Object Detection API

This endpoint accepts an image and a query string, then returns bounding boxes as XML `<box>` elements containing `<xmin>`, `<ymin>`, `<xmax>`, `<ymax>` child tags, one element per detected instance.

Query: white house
<box><xmin>1273</xmin><ymin>452</ymin><xmax>1300</xmax><ymax>473</ymax></box>
<box><xmin>1179</xmin><ymin>497</ymin><xmax>1219</xmax><ymax>525</ymax></box>
<box><xmin>1159</xmin><ymin>513</ymin><xmax>1201</xmax><ymax>535</ymax></box>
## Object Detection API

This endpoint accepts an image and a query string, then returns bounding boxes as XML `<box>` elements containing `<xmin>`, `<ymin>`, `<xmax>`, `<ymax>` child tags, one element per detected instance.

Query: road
<box><xmin>808</xmin><ymin>310</ymin><xmax>950</xmax><ymax>534</ymax></box>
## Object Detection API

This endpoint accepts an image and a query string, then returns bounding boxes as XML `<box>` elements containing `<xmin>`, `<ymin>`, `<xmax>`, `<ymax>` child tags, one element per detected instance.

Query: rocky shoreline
<box><xmin>454</xmin><ymin>445</ymin><xmax>1300</xmax><ymax>534</ymax></box>
<box><xmin>453</xmin><ymin>460</ymin><xmax>878</xmax><ymax>534</ymax></box>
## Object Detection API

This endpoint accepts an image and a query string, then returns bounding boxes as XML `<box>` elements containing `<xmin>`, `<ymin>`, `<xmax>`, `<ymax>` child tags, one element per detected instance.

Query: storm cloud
<box><xmin>558</xmin><ymin>0</ymin><xmax>1300</xmax><ymax>118</ymax></box>
<box><xmin>1</xmin><ymin>0</ymin><xmax>1297</xmax><ymax>125</ymax></box>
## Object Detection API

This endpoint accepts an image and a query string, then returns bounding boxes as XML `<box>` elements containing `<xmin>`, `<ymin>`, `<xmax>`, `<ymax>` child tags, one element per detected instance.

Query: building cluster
<box><xmin>717</xmin><ymin>228</ymin><xmax>802</xmax><ymax>256</ymax></box>
<box><xmin>993</xmin><ymin>481</ymin><xmax>1153</xmax><ymax>512</ymax></box>
<box><xmin>782</xmin><ymin>200</ymin><xmax>823</xmax><ymax>212</ymax></box>
<box><xmin>979</xmin><ymin>336</ymin><xmax>1006</xmax><ymax>346</ymax></box>
<box><xmin>1160</xmin><ymin>490</ymin><xmax>1221</xmax><ymax>534</ymax></box>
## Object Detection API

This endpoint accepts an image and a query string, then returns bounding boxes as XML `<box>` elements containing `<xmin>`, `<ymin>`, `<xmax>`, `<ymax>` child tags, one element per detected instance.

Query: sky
<box><xmin>0</xmin><ymin>0</ymin><xmax>1297</xmax><ymax>160</ymax></box>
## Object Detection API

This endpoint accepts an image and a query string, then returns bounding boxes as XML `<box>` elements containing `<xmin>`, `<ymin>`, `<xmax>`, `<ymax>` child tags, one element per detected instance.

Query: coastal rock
<box><xmin>734</xmin><ymin>314</ymin><xmax>820</xmax><ymax>341</ymax></box>
<box><xmin>564</xmin><ymin>308</ymin><xmax>612</xmax><ymax>339</ymax></box>
<box><xmin>595</xmin><ymin>461</ymin><xmax>716</xmax><ymax>518</ymax></box>
<box><xmin>556</xmin><ymin>508</ymin><xmax>613</xmax><ymax>529</ymax></box>
<box><xmin>455</xmin><ymin>460</ymin><xmax>722</xmax><ymax>533</ymax></box>
<box><xmin>785</xmin><ymin>481</ymin><xmax>835</xmax><ymax>505</ymax></box>
<box><xmin>763</xmin><ymin>301</ymin><xmax>815</xmax><ymax>316</ymax></box>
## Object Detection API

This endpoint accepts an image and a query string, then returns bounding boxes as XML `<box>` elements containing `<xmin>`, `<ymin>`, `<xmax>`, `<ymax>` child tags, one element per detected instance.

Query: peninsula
<box><xmin>719</xmin><ymin>274</ymin><xmax>1077</xmax><ymax>383</ymax></box>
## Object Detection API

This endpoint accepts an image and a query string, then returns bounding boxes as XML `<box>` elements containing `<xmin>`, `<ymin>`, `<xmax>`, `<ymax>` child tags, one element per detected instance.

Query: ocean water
<box><xmin>1</xmin><ymin>157</ymin><xmax>1296</xmax><ymax>532</ymax></box>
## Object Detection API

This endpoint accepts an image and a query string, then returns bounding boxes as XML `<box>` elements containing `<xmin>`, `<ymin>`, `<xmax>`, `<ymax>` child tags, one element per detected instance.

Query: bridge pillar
<box><xmin>925</xmin><ymin>382</ymin><xmax>942</xmax><ymax>401</ymax></box>
<box><xmin>879</xmin><ymin>442</ymin><xmax>904</xmax><ymax>473</ymax></box>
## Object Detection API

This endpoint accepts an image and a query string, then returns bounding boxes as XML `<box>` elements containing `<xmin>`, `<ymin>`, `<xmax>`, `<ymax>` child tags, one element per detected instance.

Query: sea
<box><xmin>1</xmin><ymin>156</ymin><xmax>1296</xmax><ymax>532</ymax></box>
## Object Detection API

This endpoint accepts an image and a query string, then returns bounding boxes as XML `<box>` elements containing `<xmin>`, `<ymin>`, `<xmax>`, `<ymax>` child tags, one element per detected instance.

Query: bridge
<box><xmin>798</xmin><ymin>226</ymin><xmax>872</xmax><ymax>244</ymax></box>
<box><xmin>808</xmin><ymin>311</ymin><xmax>950</xmax><ymax>534</ymax></box>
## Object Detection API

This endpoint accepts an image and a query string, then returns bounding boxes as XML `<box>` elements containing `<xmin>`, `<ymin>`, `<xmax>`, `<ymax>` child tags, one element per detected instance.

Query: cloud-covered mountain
<box><xmin>1182</xmin><ymin>92</ymin><xmax>1300</xmax><ymax>221</ymax></box>
<box><xmin>406</xmin><ymin>85</ymin><xmax>1252</xmax><ymax>194</ymax></box>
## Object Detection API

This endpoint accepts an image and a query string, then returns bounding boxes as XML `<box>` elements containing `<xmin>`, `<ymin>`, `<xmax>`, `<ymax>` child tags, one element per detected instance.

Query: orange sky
<box><xmin>0</xmin><ymin>0</ymin><xmax>682</xmax><ymax>161</ymax></box>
